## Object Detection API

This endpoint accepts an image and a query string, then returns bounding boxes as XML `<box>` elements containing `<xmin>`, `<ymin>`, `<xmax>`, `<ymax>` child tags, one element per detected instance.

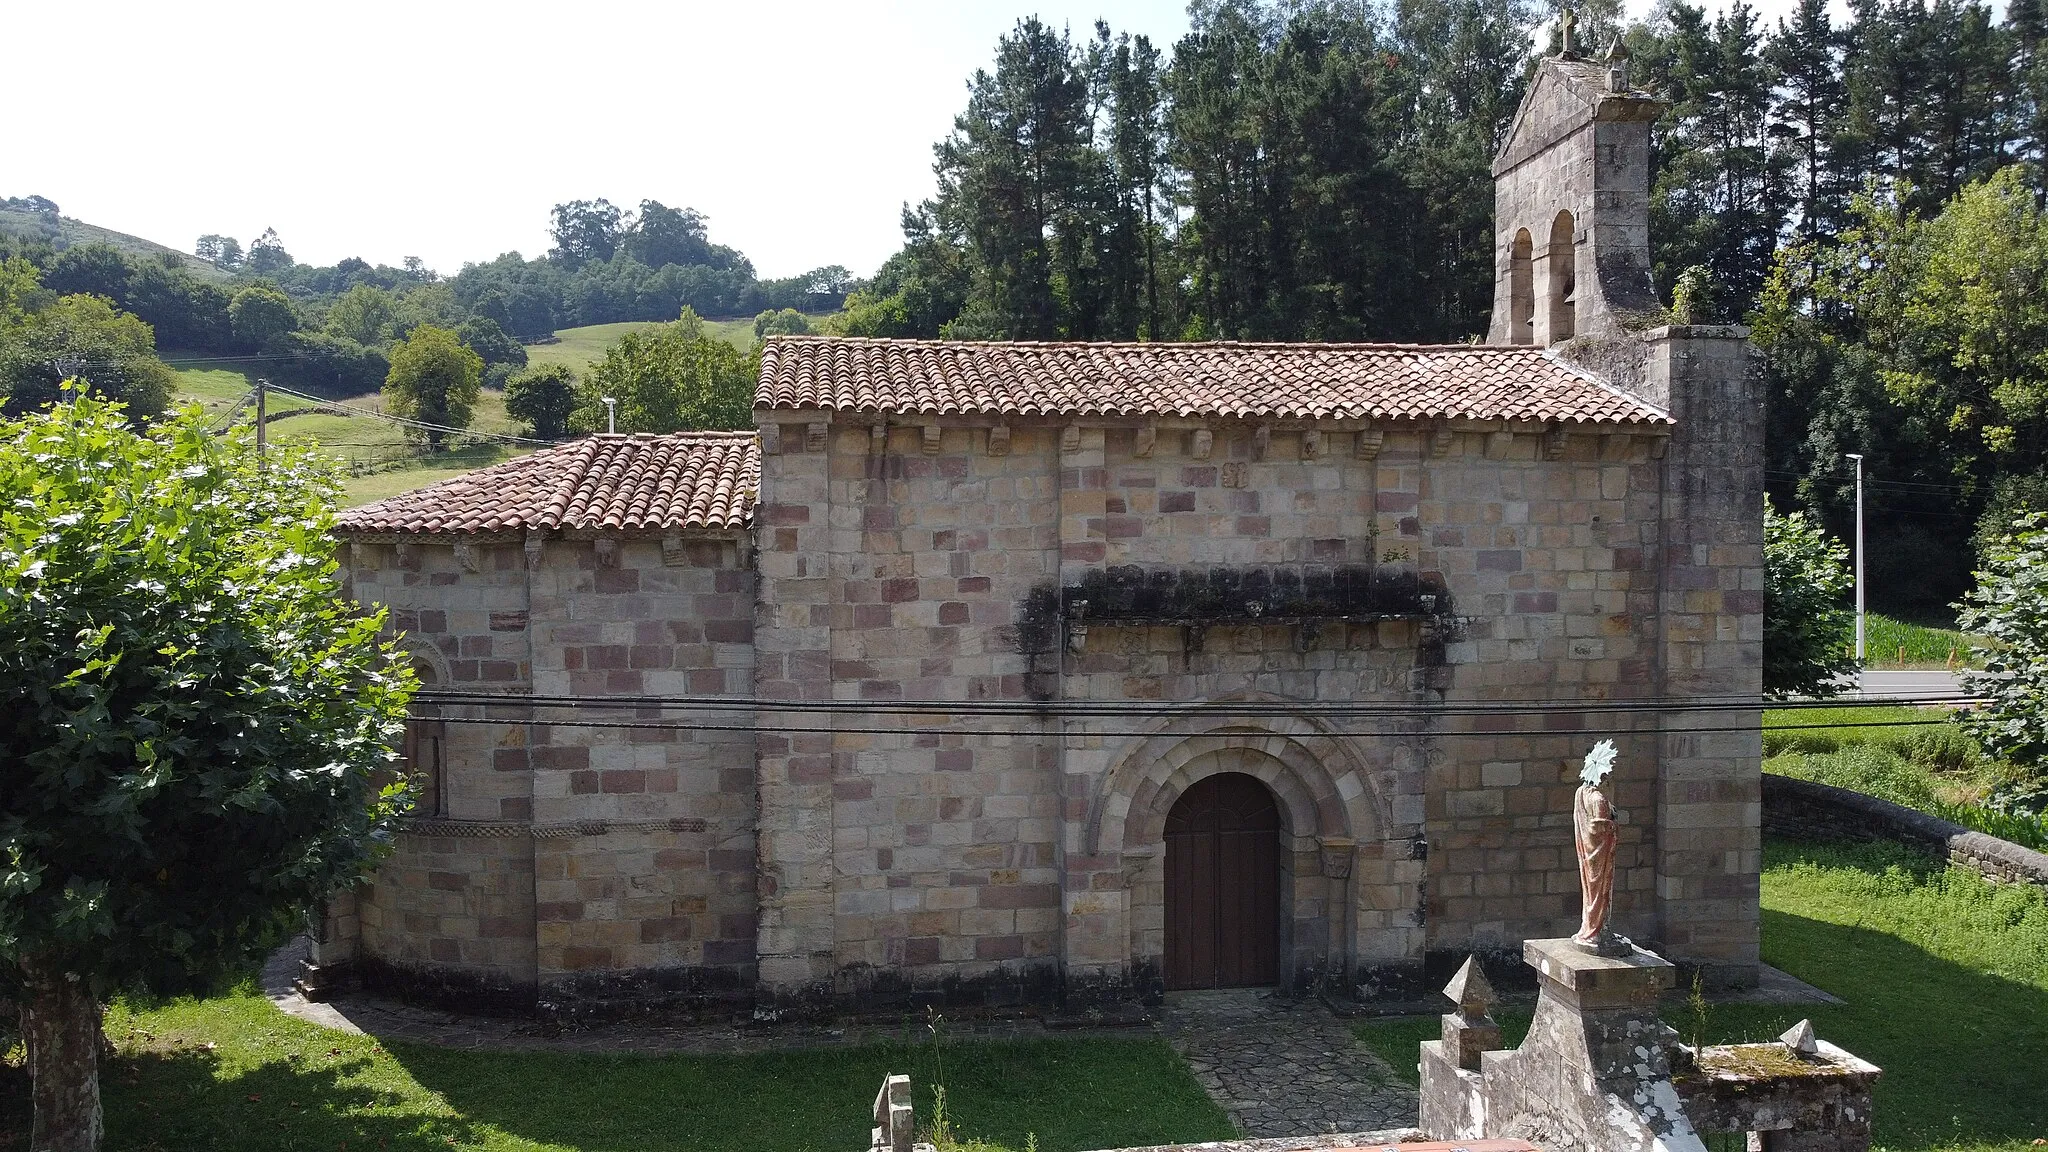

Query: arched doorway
<box><xmin>1164</xmin><ymin>772</ymin><xmax>1281</xmax><ymax>989</ymax></box>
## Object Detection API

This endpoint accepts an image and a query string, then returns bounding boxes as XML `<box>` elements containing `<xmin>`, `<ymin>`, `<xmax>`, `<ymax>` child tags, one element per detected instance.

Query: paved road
<box><xmin>1855</xmin><ymin>669</ymin><xmax>1967</xmax><ymax>699</ymax></box>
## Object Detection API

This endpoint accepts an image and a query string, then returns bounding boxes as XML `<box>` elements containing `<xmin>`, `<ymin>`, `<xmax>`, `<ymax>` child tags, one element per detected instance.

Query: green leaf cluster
<box><xmin>1763</xmin><ymin>495</ymin><xmax>1859</xmax><ymax>698</ymax></box>
<box><xmin>0</xmin><ymin>396</ymin><xmax>415</xmax><ymax>1001</ymax></box>
<box><xmin>1958</xmin><ymin>511</ymin><xmax>2048</xmax><ymax>792</ymax></box>
<box><xmin>383</xmin><ymin>323</ymin><xmax>483</xmax><ymax>448</ymax></box>
<box><xmin>574</xmin><ymin>310</ymin><xmax>755</xmax><ymax>433</ymax></box>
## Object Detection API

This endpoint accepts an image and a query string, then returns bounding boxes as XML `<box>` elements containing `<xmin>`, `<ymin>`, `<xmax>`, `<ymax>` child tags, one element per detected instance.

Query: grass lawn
<box><xmin>0</xmin><ymin>1000</ymin><xmax>1230</xmax><ymax>1152</ymax></box>
<box><xmin>1867</xmin><ymin>613</ymin><xmax>1979</xmax><ymax>670</ymax></box>
<box><xmin>1357</xmin><ymin>838</ymin><xmax>2048</xmax><ymax>1151</ymax></box>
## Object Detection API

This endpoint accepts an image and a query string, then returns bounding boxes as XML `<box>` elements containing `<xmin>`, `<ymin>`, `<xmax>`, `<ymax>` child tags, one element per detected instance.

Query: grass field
<box><xmin>1867</xmin><ymin>613</ymin><xmax>1979</xmax><ymax>669</ymax></box>
<box><xmin>7</xmin><ymin>1002</ymin><xmax>1231</xmax><ymax>1152</ymax></box>
<box><xmin>1356</xmin><ymin>838</ymin><xmax>2048</xmax><ymax>1151</ymax></box>
<box><xmin>164</xmin><ymin>357</ymin><xmax>533</xmax><ymax>507</ymax></box>
<box><xmin>523</xmin><ymin>315</ymin><xmax>837</xmax><ymax>377</ymax></box>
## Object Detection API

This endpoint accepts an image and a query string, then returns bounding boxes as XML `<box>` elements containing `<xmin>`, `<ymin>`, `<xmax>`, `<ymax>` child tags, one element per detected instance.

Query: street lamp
<box><xmin>1845</xmin><ymin>453</ymin><xmax>1865</xmax><ymax>664</ymax></box>
<box><xmin>601</xmin><ymin>396</ymin><xmax>617</xmax><ymax>435</ymax></box>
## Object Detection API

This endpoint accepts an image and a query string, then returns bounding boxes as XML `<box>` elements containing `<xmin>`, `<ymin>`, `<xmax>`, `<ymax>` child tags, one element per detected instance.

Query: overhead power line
<box><xmin>411</xmin><ymin>688</ymin><xmax>1976</xmax><ymax>718</ymax></box>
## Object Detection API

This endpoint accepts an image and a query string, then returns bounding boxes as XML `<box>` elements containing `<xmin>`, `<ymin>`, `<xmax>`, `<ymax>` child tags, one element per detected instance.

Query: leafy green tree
<box><xmin>622</xmin><ymin>201</ymin><xmax>722</xmax><ymax>269</ymax></box>
<box><xmin>227</xmin><ymin>285</ymin><xmax>298</xmax><ymax>350</ymax></box>
<box><xmin>41</xmin><ymin>244</ymin><xmax>131</xmax><ymax>302</ymax></box>
<box><xmin>1764</xmin><ymin>495</ymin><xmax>1859</xmax><ymax>697</ymax></box>
<box><xmin>455</xmin><ymin>315</ymin><xmax>527</xmax><ymax>371</ymax></box>
<box><xmin>549</xmin><ymin>199</ymin><xmax>625</xmax><ymax>265</ymax></box>
<box><xmin>324</xmin><ymin>283</ymin><xmax>396</xmax><ymax>345</ymax></box>
<box><xmin>1958</xmin><ymin>511</ymin><xmax>2048</xmax><ymax>807</ymax></box>
<box><xmin>0</xmin><ymin>397</ymin><xmax>414</xmax><ymax>1151</ymax></box>
<box><xmin>193</xmin><ymin>234</ymin><xmax>242</xmax><ymax>269</ymax></box>
<box><xmin>576</xmin><ymin>310</ymin><xmax>753</xmax><ymax>432</ymax></box>
<box><xmin>0</xmin><ymin>294</ymin><xmax>174</xmax><ymax>418</ymax></box>
<box><xmin>504</xmin><ymin>363</ymin><xmax>577</xmax><ymax>439</ymax></box>
<box><xmin>383</xmin><ymin>324</ymin><xmax>482</xmax><ymax>448</ymax></box>
<box><xmin>243</xmin><ymin>227</ymin><xmax>293</xmax><ymax>275</ymax></box>
<box><xmin>753</xmin><ymin>308</ymin><xmax>810</xmax><ymax>338</ymax></box>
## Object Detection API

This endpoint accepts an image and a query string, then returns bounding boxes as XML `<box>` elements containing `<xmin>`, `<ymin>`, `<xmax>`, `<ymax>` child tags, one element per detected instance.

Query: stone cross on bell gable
<box><xmin>1559</xmin><ymin>7</ymin><xmax>1579</xmax><ymax>57</ymax></box>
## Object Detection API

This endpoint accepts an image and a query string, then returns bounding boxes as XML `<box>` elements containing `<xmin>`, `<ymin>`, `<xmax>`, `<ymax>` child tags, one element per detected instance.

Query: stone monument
<box><xmin>1571</xmin><ymin>740</ymin><xmax>1631</xmax><ymax>957</ymax></box>
<box><xmin>1417</xmin><ymin>742</ymin><xmax>1883</xmax><ymax>1150</ymax></box>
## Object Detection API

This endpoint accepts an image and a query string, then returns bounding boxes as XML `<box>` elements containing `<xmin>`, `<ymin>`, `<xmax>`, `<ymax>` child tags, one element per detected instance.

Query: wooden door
<box><xmin>1164</xmin><ymin>772</ymin><xmax>1280</xmax><ymax>989</ymax></box>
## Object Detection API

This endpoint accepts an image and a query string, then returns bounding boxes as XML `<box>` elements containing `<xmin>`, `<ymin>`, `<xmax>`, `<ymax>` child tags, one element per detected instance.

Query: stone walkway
<box><xmin>264</xmin><ymin>940</ymin><xmax>1418</xmax><ymax>1136</ymax></box>
<box><xmin>1159</xmin><ymin>988</ymin><xmax>1417</xmax><ymax>1137</ymax></box>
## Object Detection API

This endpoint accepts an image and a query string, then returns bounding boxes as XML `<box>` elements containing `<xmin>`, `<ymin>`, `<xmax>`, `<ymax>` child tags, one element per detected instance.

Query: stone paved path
<box><xmin>1158</xmin><ymin>988</ymin><xmax>1418</xmax><ymax>1138</ymax></box>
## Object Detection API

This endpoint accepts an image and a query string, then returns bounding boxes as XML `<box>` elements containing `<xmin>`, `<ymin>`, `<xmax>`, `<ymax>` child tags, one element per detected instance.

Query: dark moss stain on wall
<box><xmin>1010</xmin><ymin>564</ymin><xmax>1463</xmax><ymax>700</ymax></box>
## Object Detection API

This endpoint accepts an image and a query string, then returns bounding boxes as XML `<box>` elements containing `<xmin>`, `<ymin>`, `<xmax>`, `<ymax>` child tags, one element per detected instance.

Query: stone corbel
<box><xmin>1120</xmin><ymin>848</ymin><xmax>1159</xmax><ymax>886</ymax></box>
<box><xmin>1301</xmin><ymin>429</ymin><xmax>1323</xmax><ymax>460</ymax></box>
<box><xmin>987</xmin><ymin>424</ymin><xmax>1012</xmax><ymax>456</ymax></box>
<box><xmin>1183</xmin><ymin>622</ymin><xmax>1208</xmax><ymax>655</ymax></box>
<box><xmin>922</xmin><ymin>424</ymin><xmax>942</xmax><ymax>455</ymax></box>
<box><xmin>453</xmin><ymin>542</ymin><xmax>480</xmax><ymax>573</ymax></box>
<box><xmin>1430</xmin><ymin>425</ymin><xmax>1456</xmax><ymax>458</ymax></box>
<box><xmin>758</xmin><ymin>423</ymin><xmax>781</xmax><ymax>455</ymax></box>
<box><xmin>1190</xmin><ymin>428</ymin><xmax>1214</xmax><ymax>460</ymax></box>
<box><xmin>661</xmin><ymin>533</ymin><xmax>688</xmax><ymax>566</ymax></box>
<box><xmin>1544</xmin><ymin>424</ymin><xmax>1571</xmax><ymax>461</ymax></box>
<box><xmin>524</xmin><ymin>533</ymin><xmax>545</xmax><ymax>570</ymax></box>
<box><xmin>1067</xmin><ymin>600</ymin><xmax>1090</xmax><ymax>654</ymax></box>
<box><xmin>870</xmin><ymin>422</ymin><xmax>889</xmax><ymax>455</ymax></box>
<box><xmin>1135</xmin><ymin>422</ymin><xmax>1157</xmax><ymax>459</ymax></box>
<box><xmin>1061</xmin><ymin>424</ymin><xmax>1083</xmax><ymax>455</ymax></box>
<box><xmin>806</xmin><ymin>421</ymin><xmax>829</xmax><ymax>453</ymax></box>
<box><xmin>1649</xmin><ymin>435</ymin><xmax>1668</xmax><ymax>459</ymax></box>
<box><xmin>594</xmin><ymin>536</ymin><xmax>620</xmax><ymax>569</ymax></box>
<box><xmin>1252</xmin><ymin>423</ymin><xmax>1271</xmax><ymax>461</ymax></box>
<box><xmin>1319</xmin><ymin>837</ymin><xmax>1356</xmax><ymax>879</ymax></box>
<box><xmin>349</xmin><ymin>541</ymin><xmax>377</xmax><ymax>570</ymax></box>
<box><xmin>1355</xmin><ymin>425</ymin><xmax>1384</xmax><ymax>460</ymax></box>
<box><xmin>393</xmin><ymin>542</ymin><xmax>420</xmax><ymax>571</ymax></box>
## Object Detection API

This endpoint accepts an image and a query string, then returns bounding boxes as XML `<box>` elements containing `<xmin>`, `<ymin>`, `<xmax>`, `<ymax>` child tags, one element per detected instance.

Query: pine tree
<box><xmin>1766</xmin><ymin>0</ymin><xmax>1851</xmax><ymax>246</ymax></box>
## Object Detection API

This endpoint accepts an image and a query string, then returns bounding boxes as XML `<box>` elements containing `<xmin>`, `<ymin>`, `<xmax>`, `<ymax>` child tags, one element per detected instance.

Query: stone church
<box><xmin>319</xmin><ymin>47</ymin><xmax>1764</xmax><ymax>1017</ymax></box>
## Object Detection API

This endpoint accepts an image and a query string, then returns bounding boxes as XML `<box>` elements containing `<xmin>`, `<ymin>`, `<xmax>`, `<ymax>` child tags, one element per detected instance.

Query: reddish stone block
<box><xmin>640</xmin><ymin>918</ymin><xmax>693</xmax><ymax>943</ymax></box>
<box><xmin>975</xmin><ymin>935</ymin><xmax>1026</xmax><ymax>960</ymax></box>
<box><xmin>1161</xmin><ymin>491</ymin><xmax>1196</xmax><ymax>513</ymax></box>
<box><xmin>1478</xmin><ymin>550</ymin><xmax>1524</xmax><ymax>572</ymax></box>
<box><xmin>939</xmin><ymin>602</ymin><xmax>970</xmax><ymax>625</ymax></box>
<box><xmin>906</xmin><ymin>937</ymin><xmax>942</xmax><ymax>966</ymax></box>
<box><xmin>1181</xmin><ymin>467</ymin><xmax>1218</xmax><ymax>488</ymax></box>
<box><xmin>427</xmin><ymin>871</ymin><xmax>467</xmax><ymax>892</ymax></box>
<box><xmin>1513</xmin><ymin>591</ymin><xmax>1558</xmax><ymax>613</ymax></box>
<box><xmin>558</xmin><ymin>946</ymin><xmax>616</xmax><ymax>970</ymax></box>
<box><xmin>882</xmin><ymin>578</ymin><xmax>920</xmax><ymax>603</ymax></box>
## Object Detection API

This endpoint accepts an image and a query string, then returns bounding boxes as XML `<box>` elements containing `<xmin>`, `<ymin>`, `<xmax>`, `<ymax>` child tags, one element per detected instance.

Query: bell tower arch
<box><xmin>1486</xmin><ymin>37</ymin><xmax>1663</xmax><ymax>344</ymax></box>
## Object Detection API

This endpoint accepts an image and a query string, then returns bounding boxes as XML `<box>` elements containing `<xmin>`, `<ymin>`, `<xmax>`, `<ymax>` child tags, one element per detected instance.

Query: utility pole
<box><xmin>255</xmin><ymin>378</ymin><xmax>268</xmax><ymax>469</ymax></box>
<box><xmin>1846</xmin><ymin>452</ymin><xmax>1865</xmax><ymax>663</ymax></box>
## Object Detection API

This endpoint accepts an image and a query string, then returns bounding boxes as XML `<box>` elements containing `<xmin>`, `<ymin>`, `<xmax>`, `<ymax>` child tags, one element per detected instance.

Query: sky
<box><xmin>11</xmin><ymin>0</ymin><xmax>1801</xmax><ymax>283</ymax></box>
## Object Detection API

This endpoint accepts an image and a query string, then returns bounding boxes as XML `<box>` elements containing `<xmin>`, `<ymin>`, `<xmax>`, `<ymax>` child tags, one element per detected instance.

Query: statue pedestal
<box><xmin>1423</xmin><ymin>939</ymin><xmax>1699</xmax><ymax>1150</ymax></box>
<box><xmin>1524</xmin><ymin>936</ymin><xmax>1674</xmax><ymax>1011</ymax></box>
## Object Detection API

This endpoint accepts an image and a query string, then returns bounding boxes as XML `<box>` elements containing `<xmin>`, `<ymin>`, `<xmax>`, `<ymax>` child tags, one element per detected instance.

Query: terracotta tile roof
<box><xmin>337</xmin><ymin>432</ymin><xmax>759</xmax><ymax>536</ymax></box>
<box><xmin>756</xmin><ymin>336</ymin><xmax>1669</xmax><ymax>426</ymax></box>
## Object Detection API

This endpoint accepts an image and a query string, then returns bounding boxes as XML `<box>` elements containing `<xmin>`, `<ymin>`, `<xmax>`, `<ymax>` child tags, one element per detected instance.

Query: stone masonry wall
<box><xmin>754</xmin><ymin>411</ymin><xmax>1686</xmax><ymax>1005</ymax></box>
<box><xmin>343</xmin><ymin>532</ymin><xmax>758</xmax><ymax>1013</ymax></box>
<box><xmin>754</xmin><ymin>421</ymin><xmax>1064</xmax><ymax>1012</ymax></box>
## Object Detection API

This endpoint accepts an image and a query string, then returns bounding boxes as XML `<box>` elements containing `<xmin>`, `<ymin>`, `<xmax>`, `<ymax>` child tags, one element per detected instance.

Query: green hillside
<box><xmin>0</xmin><ymin>205</ymin><xmax>227</xmax><ymax>280</ymax></box>
<box><xmin>525</xmin><ymin>315</ymin><xmax>836</xmax><ymax>377</ymax></box>
<box><xmin>166</xmin><ymin>356</ymin><xmax>531</xmax><ymax>507</ymax></box>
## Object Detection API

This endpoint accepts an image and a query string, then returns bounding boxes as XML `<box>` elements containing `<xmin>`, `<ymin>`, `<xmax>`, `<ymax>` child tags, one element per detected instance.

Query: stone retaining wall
<box><xmin>1762</xmin><ymin>773</ymin><xmax>2048</xmax><ymax>889</ymax></box>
